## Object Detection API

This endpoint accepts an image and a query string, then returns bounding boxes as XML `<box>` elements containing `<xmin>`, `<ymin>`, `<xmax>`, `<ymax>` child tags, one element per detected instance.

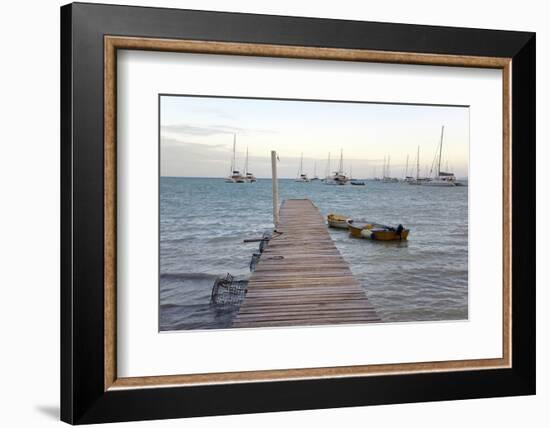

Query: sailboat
<box><xmin>295</xmin><ymin>153</ymin><xmax>310</xmax><ymax>182</ymax></box>
<box><xmin>224</xmin><ymin>134</ymin><xmax>245</xmax><ymax>183</ymax></box>
<box><xmin>311</xmin><ymin>161</ymin><xmax>320</xmax><ymax>181</ymax></box>
<box><xmin>382</xmin><ymin>155</ymin><xmax>398</xmax><ymax>182</ymax></box>
<box><xmin>243</xmin><ymin>146</ymin><xmax>257</xmax><ymax>183</ymax></box>
<box><xmin>324</xmin><ymin>149</ymin><xmax>350</xmax><ymax>185</ymax></box>
<box><xmin>321</xmin><ymin>152</ymin><xmax>331</xmax><ymax>183</ymax></box>
<box><xmin>373</xmin><ymin>165</ymin><xmax>381</xmax><ymax>181</ymax></box>
<box><xmin>408</xmin><ymin>145</ymin><xmax>426</xmax><ymax>185</ymax></box>
<box><xmin>403</xmin><ymin>154</ymin><xmax>415</xmax><ymax>183</ymax></box>
<box><xmin>421</xmin><ymin>126</ymin><xmax>456</xmax><ymax>187</ymax></box>
<box><xmin>381</xmin><ymin>155</ymin><xmax>387</xmax><ymax>181</ymax></box>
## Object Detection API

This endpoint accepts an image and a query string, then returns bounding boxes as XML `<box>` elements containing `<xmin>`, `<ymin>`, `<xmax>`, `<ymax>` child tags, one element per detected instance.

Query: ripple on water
<box><xmin>160</xmin><ymin>178</ymin><xmax>468</xmax><ymax>329</ymax></box>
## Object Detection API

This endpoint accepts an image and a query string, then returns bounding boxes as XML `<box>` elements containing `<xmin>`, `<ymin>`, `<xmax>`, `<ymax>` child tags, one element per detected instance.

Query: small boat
<box><xmin>346</xmin><ymin>219</ymin><xmax>409</xmax><ymax>241</ymax></box>
<box><xmin>295</xmin><ymin>153</ymin><xmax>311</xmax><ymax>182</ymax></box>
<box><xmin>327</xmin><ymin>213</ymin><xmax>350</xmax><ymax>229</ymax></box>
<box><xmin>349</xmin><ymin>166</ymin><xmax>365</xmax><ymax>185</ymax></box>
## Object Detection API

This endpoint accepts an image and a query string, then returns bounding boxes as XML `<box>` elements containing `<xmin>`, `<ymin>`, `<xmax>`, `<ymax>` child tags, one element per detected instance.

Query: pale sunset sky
<box><xmin>160</xmin><ymin>95</ymin><xmax>469</xmax><ymax>179</ymax></box>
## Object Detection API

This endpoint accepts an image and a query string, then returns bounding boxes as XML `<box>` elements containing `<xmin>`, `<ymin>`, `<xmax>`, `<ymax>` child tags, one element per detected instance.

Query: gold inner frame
<box><xmin>104</xmin><ymin>35</ymin><xmax>512</xmax><ymax>391</ymax></box>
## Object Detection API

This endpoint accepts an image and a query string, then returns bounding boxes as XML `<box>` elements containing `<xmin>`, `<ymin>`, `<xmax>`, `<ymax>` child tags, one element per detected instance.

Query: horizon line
<box><xmin>160</xmin><ymin>175</ymin><xmax>470</xmax><ymax>180</ymax></box>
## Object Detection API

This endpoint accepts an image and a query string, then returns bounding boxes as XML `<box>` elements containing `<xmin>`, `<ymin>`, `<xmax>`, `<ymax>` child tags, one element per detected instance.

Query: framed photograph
<box><xmin>61</xmin><ymin>2</ymin><xmax>535</xmax><ymax>424</ymax></box>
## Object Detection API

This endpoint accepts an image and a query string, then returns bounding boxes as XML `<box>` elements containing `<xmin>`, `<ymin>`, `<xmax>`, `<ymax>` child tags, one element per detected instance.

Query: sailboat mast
<box><xmin>387</xmin><ymin>156</ymin><xmax>391</xmax><ymax>178</ymax></box>
<box><xmin>229</xmin><ymin>142</ymin><xmax>233</xmax><ymax>174</ymax></box>
<box><xmin>244</xmin><ymin>146</ymin><xmax>249</xmax><ymax>174</ymax></box>
<box><xmin>437</xmin><ymin>125</ymin><xmax>445</xmax><ymax>176</ymax></box>
<box><xmin>339</xmin><ymin>149</ymin><xmax>343</xmax><ymax>174</ymax></box>
<box><xmin>313</xmin><ymin>161</ymin><xmax>317</xmax><ymax>178</ymax></box>
<box><xmin>416</xmin><ymin>146</ymin><xmax>420</xmax><ymax>180</ymax></box>
<box><xmin>299</xmin><ymin>152</ymin><xmax>303</xmax><ymax>175</ymax></box>
<box><xmin>405</xmin><ymin>154</ymin><xmax>409</xmax><ymax>177</ymax></box>
<box><xmin>383</xmin><ymin>155</ymin><xmax>386</xmax><ymax>177</ymax></box>
<box><xmin>232</xmin><ymin>134</ymin><xmax>236</xmax><ymax>172</ymax></box>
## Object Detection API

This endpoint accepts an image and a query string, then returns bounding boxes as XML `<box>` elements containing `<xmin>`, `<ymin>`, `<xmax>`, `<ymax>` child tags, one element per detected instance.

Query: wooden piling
<box><xmin>271</xmin><ymin>150</ymin><xmax>279</xmax><ymax>227</ymax></box>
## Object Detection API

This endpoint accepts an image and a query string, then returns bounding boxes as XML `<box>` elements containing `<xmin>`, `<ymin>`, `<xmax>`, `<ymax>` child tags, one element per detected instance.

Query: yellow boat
<box><xmin>327</xmin><ymin>213</ymin><xmax>350</xmax><ymax>229</ymax></box>
<box><xmin>346</xmin><ymin>219</ymin><xmax>409</xmax><ymax>241</ymax></box>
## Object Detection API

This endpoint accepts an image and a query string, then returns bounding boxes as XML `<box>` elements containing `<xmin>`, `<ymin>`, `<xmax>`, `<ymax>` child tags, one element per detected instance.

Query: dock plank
<box><xmin>232</xmin><ymin>199</ymin><xmax>380</xmax><ymax>328</ymax></box>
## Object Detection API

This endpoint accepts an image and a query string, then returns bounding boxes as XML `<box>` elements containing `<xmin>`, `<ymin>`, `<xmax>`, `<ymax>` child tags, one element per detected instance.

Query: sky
<box><xmin>160</xmin><ymin>95</ymin><xmax>469</xmax><ymax>179</ymax></box>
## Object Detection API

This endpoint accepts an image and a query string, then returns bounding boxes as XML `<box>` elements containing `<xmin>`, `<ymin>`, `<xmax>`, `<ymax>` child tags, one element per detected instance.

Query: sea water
<box><xmin>160</xmin><ymin>177</ymin><xmax>468</xmax><ymax>331</ymax></box>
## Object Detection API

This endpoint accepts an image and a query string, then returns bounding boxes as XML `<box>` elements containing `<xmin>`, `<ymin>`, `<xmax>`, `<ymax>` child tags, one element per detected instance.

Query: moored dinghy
<box><xmin>346</xmin><ymin>219</ymin><xmax>409</xmax><ymax>241</ymax></box>
<box><xmin>327</xmin><ymin>213</ymin><xmax>350</xmax><ymax>229</ymax></box>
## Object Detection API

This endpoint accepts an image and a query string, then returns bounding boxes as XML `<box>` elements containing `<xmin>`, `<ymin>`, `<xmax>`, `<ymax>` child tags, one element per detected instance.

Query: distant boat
<box><xmin>321</xmin><ymin>152</ymin><xmax>331</xmax><ymax>183</ymax></box>
<box><xmin>382</xmin><ymin>155</ymin><xmax>398</xmax><ymax>183</ymax></box>
<box><xmin>347</xmin><ymin>219</ymin><xmax>409</xmax><ymax>241</ymax></box>
<box><xmin>295</xmin><ymin>153</ymin><xmax>310</xmax><ymax>182</ymax></box>
<box><xmin>227</xmin><ymin>173</ymin><xmax>245</xmax><ymax>183</ymax></box>
<box><xmin>403</xmin><ymin>154</ymin><xmax>415</xmax><ymax>183</ymax></box>
<box><xmin>225</xmin><ymin>134</ymin><xmax>246</xmax><ymax>183</ymax></box>
<box><xmin>421</xmin><ymin>126</ymin><xmax>456</xmax><ymax>187</ymax></box>
<box><xmin>349</xmin><ymin>165</ymin><xmax>366</xmax><ymax>186</ymax></box>
<box><xmin>327</xmin><ymin>213</ymin><xmax>350</xmax><ymax>229</ymax></box>
<box><xmin>311</xmin><ymin>161</ymin><xmax>320</xmax><ymax>181</ymax></box>
<box><xmin>408</xmin><ymin>145</ymin><xmax>429</xmax><ymax>185</ymax></box>
<box><xmin>243</xmin><ymin>146</ymin><xmax>257</xmax><ymax>183</ymax></box>
<box><xmin>324</xmin><ymin>149</ymin><xmax>350</xmax><ymax>185</ymax></box>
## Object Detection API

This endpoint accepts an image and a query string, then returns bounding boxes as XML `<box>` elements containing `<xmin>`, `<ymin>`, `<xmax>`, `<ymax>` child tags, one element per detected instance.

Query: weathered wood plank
<box><xmin>232</xmin><ymin>199</ymin><xmax>380</xmax><ymax>328</ymax></box>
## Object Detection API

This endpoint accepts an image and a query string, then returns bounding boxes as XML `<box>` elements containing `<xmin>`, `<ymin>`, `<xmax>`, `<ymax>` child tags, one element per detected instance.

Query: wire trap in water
<box><xmin>210</xmin><ymin>273</ymin><xmax>248</xmax><ymax>306</ymax></box>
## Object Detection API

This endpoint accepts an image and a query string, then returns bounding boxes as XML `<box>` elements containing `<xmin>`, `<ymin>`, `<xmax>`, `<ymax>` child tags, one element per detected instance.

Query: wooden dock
<box><xmin>232</xmin><ymin>199</ymin><xmax>380</xmax><ymax>328</ymax></box>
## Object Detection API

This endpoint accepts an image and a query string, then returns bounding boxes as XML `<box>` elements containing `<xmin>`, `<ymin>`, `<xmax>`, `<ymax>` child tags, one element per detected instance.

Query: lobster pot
<box><xmin>210</xmin><ymin>273</ymin><xmax>248</xmax><ymax>306</ymax></box>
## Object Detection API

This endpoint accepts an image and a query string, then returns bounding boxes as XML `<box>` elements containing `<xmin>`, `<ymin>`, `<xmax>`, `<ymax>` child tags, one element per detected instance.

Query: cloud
<box><xmin>161</xmin><ymin>138</ymin><xmax>233</xmax><ymax>177</ymax></box>
<box><xmin>161</xmin><ymin>137</ymin><xmax>226</xmax><ymax>151</ymax></box>
<box><xmin>162</xmin><ymin>124</ymin><xmax>236</xmax><ymax>137</ymax></box>
<box><xmin>161</xmin><ymin>123</ymin><xmax>277</xmax><ymax>138</ymax></box>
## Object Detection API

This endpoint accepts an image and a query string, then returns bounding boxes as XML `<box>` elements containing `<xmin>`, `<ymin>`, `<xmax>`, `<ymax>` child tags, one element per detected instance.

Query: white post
<box><xmin>271</xmin><ymin>150</ymin><xmax>279</xmax><ymax>226</ymax></box>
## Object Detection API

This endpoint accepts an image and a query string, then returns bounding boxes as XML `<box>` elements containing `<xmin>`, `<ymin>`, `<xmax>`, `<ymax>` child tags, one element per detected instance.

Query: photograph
<box><xmin>159</xmin><ymin>94</ymin><xmax>469</xmax><ymax>331</ymax></box>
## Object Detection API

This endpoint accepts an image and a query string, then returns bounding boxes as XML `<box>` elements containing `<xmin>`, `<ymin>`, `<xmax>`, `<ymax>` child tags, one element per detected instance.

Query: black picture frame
<box><xmin>61</xmin><ymin>2</ymin><xmax>535</xmax><ymax>424</ymax></box>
